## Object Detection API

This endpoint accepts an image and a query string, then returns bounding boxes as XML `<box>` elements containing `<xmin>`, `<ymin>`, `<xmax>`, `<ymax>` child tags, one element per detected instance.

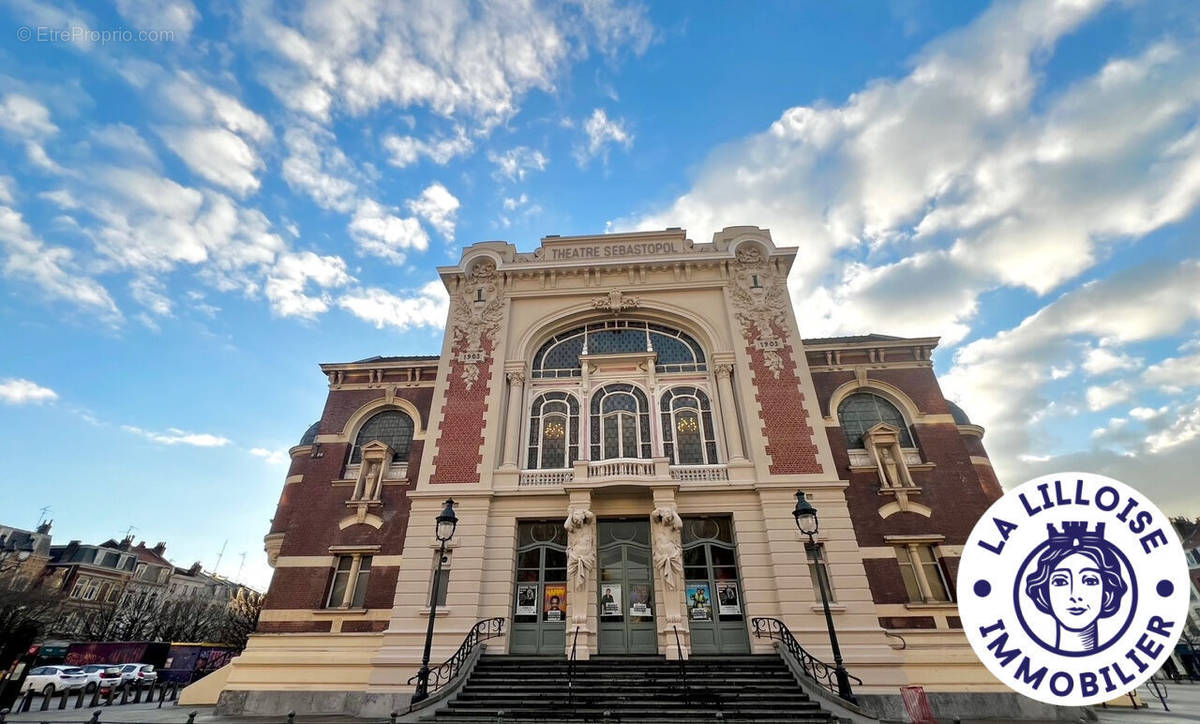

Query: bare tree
<box><xmin>0</xmin><ymin>586</ymin><xmax>65</xmax><ymax>670</ymax></box>
<box><xmin>219</xmin><ymin>589</ymin><xmax>263</xmax><ymax>649</ymax></box>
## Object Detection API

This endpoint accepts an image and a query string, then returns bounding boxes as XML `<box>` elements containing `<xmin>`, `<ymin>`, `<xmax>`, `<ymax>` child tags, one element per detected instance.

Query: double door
<box><xmin>682</xmin><ymin>516</ymin><xmax>750</xmax><ymax>654</ymax></box>
<box><xmin>597</xmin><ymin>520</ymin><xmax>657</xmax><ymax>654</ymax></box>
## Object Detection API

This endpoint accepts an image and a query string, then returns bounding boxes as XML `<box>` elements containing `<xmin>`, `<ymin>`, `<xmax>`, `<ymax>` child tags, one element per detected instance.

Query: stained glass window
<box><xmin>660</xmin><ymin>387</ymin><xmax>718</xmax><ymax>465</ymax></box>
<box><xmin>527</xmin><ymin>392</ymin><xmax>579</xmax><ymax>469</ymax></box>
<box><xmin>590</xmin><ymin>384</ymin><xmax>651</xmax><ymax>459</ymax></box>
<box><xmin>837</xmin><ymin>392</ymin><xmax>914</xmax><ymax>449</ymax></box>
<box><xmin>349</xmin><ymin>410</ymin><xmax>414</xmax><ymax>463</ymax></box>
<box><xmin>532</xmin><ymin>321</ymin><xmax>706</xmax><ymax>377</ymax></box>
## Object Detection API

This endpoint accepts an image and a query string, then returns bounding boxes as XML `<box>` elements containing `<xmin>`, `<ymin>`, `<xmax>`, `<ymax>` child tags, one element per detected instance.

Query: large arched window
<box><xmin>590</xmin><ymin>384</ymin><xmax>652</xmax><ymax>459</ymax></box>
<box><xmin>533</xmin><ymin>321</ymin><xmax>706</xmax><ymax>378</ymax></box>
<box><xmin>660</xmin><ymin>387</ymin><xmax>718</xmax><ymax>465</ymax></box>
<box><xmin>527</xmin><ymin>392</ymin><xmax>580</xmax><ymax>469</ymax></box>
<box><xmin>837</xmin><ymin>393</ymin><xmax>914</xmax><ymax>449</ymax></box>
<box><xmin>349</xmin><ymin>410</ymin><xmax>414</xmax><ymax>463</ymax></box>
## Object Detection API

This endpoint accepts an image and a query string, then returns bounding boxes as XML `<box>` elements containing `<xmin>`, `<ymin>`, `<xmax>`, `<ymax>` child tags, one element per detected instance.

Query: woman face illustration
<box><xmin>1047</xmin><ymin>552</ymin><xmax>1104</xmax><ymax>631</ymax></box>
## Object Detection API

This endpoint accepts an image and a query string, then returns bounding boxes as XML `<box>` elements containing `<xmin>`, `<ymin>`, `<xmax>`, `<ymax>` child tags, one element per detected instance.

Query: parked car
<box><xmin>79</xmin><ymin>664</ymin><xmax>124</xmax><ymax>693</ymax></box>
<box><xmin>116</xmin><ymin>663</ymin><xmax>157</xmax><ymax>687</ymax></box>
<box><xmin>22</xmin><ymin>665</ymin><xmax>87</xmax><ymax>696</ymax></box>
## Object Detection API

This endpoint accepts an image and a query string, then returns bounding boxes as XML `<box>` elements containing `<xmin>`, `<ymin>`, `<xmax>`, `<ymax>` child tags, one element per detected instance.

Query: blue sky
<box><xmin>2</xmin><ymin>0</ymin><xmax>1199</xmax><ymax>590</ymax></box>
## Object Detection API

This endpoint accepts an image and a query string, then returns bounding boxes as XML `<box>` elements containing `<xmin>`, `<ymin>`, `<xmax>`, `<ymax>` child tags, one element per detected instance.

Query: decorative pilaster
<box><xmin>650</xmin><ymin>494</ymin><xmax>687</xmax><ymax>660</ymax></box>
<box><xmin>713</xmin><ymin>363</ymin><xmax>746</xmax><ymax>461</ymax></box>
<box><xmin>501</xmin><ymin>369</ymin><xmax>525</xmax><ymax>469</ymax></box>
<box><xmin>564</xmin><ymin>496</ymin><xmax>596</xmax><ymax>658</ymax></box>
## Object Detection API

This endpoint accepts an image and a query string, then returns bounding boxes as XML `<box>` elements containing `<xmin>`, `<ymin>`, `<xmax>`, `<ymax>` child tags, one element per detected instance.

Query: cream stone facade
<box><xmin>214</xmin><ymin>227</ymin><xmax>1039</xmax><ymax>719</ymax></box>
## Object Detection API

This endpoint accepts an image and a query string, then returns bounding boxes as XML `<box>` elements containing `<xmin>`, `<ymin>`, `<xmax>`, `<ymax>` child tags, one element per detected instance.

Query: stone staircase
<box><xmin>420</xmin><ymin>654</ymin><xmax>838</xmax><ymax>723</ymax></box>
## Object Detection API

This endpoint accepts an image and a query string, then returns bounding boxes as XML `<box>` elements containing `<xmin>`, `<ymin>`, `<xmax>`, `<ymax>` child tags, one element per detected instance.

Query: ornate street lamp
<box><xmin>411</xmin><ymin>498</ymin><xmax>458</xmax><ymax>704</ymax></box>
<box><xmin>793</xmin><ymin>491</ymin><xmax>856</xmax><ymax>703</ymax></box>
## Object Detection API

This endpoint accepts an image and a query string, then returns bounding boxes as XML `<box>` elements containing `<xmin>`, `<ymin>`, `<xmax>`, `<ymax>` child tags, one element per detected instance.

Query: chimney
<box><xmin>152</xmin><ymin>542</ymin><xmax>166</xmax><ymax>556</ymax></box>
<box><xmin>37</xmin><ymin>520</ymin><xmax>52</xmax><ymax>535</ymax></box>
<box><xmin>119</xmin><ymin>535</ymin><xmax>133</xmax><ymax>550</ymax></box>
<box><xmin>189</xmin><ymin>562</ymin><xmax>202</xmax><ymax>575</ymax></box>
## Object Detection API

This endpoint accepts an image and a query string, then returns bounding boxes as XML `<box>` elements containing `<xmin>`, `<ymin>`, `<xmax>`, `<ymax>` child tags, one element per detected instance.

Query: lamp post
<box><xmin>793</xmin><ymin>491</ymin><xmax>856</xmax><ymax>703</ymax></box>
<box><xmin>411</xmin><ymin>498</ymin><xmax>458</xmax><ymax>705</ymax></box>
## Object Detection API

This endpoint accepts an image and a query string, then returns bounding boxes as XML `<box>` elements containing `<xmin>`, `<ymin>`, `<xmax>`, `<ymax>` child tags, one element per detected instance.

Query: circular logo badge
<box><xmin>959</xmin><ymin>472</ymin><xmax>1189</xmax><ymax>706</ymax></box>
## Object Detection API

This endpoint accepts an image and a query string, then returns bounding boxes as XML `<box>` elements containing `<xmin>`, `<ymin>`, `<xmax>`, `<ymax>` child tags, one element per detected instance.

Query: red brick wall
<box><xmin>430</xmin><ymin>336</ymin><xmax>494</xmax><ymax>484</ymax></box>
<box><xmin>341</xmin><ymin>620</ymin><xmax>388</xmax><ymax>633</ymax></box>
<box><xmin>879</xmin><ymin>616</ymin><xmax>936</xmax><ymax>629</ymax></box>
<box><xmin>745</xmin><ymin>322</ymin><xmax>821</xmax><ymax>475</ymax></box>
<box><xmin>811</xmin><ymin>364</ymin><xmax>1000</xmax><ymax>615</ymax></box>
<box><xmin>261</xmin><ymin>382</ymin><xmax>433</xmax><ymax>616</ymax></box>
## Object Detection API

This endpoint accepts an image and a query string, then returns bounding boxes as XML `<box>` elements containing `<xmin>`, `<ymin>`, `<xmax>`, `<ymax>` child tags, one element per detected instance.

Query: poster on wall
<box><xmin>543</xmin><ymin>584</ymin><xmax>567</xmax><ymax>622</ymax></box>
<box><xmin>515</xmin><ymin>584</ymin><xmax>538</xmax><ymax>616</ymax></box>
<box><xmin>686</xmin><ymin>583</ymin><xmax>712</xmax><ymax>621</ymax></box>
<box><xmin>600</xmin><ymin>584</ymin><xmax>622</xmax><ymax>617</ymax></box>
<box><xmin>628</xmin><ymin>583</ymin><xmax>652</xmax><ymax>618</ymax></box>
<box><xmin>716</xmin><ymin>582</ymin><xmax>741</xmax><ymax>616</ymax></box>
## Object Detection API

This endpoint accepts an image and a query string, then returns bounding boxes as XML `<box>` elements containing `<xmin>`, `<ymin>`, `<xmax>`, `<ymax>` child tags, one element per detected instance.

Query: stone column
<box><xmin>501</xmin><ymin>369</ymin><xmax>525</xmax><ymax>469</ymax></box>
<box><xmin>714</xmin><ymin>363</ymin><xmax>746</xmax><ymax>461</ymax></box>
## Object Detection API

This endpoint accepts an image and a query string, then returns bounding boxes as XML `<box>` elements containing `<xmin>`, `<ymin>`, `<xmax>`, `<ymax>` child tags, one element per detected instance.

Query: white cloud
<box><xmin>244</xmin><ymin>0</ymin><xmax>652</xmax><ymax>126</ymax></box>
<box><xmin>349</xmin><ymin>198</ymin><xmax>429</xmax><ymax>264</ymax></box>
<box><xmin>503</xmin><ymin>194</ymin><xmax>528</xmax><ymax>211</ymax></box>
<box><xmin>1082</xmin><ymin>346</ymin><xmax>1142</xmax><ymax>376</ymax></box>
<box><xmin>338</xmin><ymin>280</ymin><xmax>450</xmax><ymax>331</ymax></box>
<box><xmin>122</xmin><ymin>425</ymin><xmax>231</xmax><ymax>447</ymax></box>
<box><xmin>281</xmin><ymin>124</ymin><xmax>359</xmax><ymax>212</ymax></box>
<box><xmin>1144</xmin><ymin>398</ymin><xmax>1200</xmax><ymax>453</ymax></box>
<box><xmin>1142</xmin><ymin>347</ymin><xmax>1200</xmax><ymax>393</ymax></box>
<box><xmin>1129</xmin><ymin>406</ymin><xmax>1167</xmax><ymax>421</ymax></box>
<box><xmin>489</xmin><ymin>146</ymin><xmax>549</xmax><ymax>181</ymax></box>
<box><xmin>383</xmin><ymin>127</ymin><xmax>473</xmax><ymax>167</ymax></box>
<box><xmin>129</xmin><ymin>276</ymin><xmax>173</xmax><ymax>317</ymax></box>
<box><xmin>0</xmin><ymin>94</ymin><xmax>58</xmax><ymax>137</ymax></box>
<box><xmin>0</xmin><ymin>200</ymin><xmax>120</xmax><ymax>317</ymax></box>
<box><xmin>576</xmin><ymin>108</ymin><xmax>633</xmax><ymax>164</ymax></box>
<box><xmin>0</xmin><ymin>378</ymin><xmax>58</xmax><ymax>405</ymax></box>
<box><xmin>161</xmin><ymin>72</ymin><xmax>271</xmax><ymax>143</ymax></box>
<box><xmin>249</xmin><ymin>447</ymin><xmax>289</xmax><ymax>465</ymax></box>
<box><xmin>407</xmin><ymin>183</ymin><xmax>460</xmax><ymax>242</ymax></box>
<box><xmin>1086</xmin><ymin>381</ymin><xmax>1134</xmax><ymax>412</ymax></box>
<box><xmin>159</xmin><ymin>126</ymin><xmax>264</xmax><ymax>196</ymax></box>
<box><xmin>264</xmin><ymin>251</ymin><xmax>352</xmax><ymax>319</ymax></box>
<box><xmin>113</xmin><ymin>0</ymin><xmax>199</xmax><ymax>39</ymax></box>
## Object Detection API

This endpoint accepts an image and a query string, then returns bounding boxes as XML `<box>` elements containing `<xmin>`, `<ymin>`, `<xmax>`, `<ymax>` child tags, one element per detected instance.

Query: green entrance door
<box><xmin>597</xmin><ymin>520</ymin><xmax>657</xmax><ymax>654</ymax></box>
<box><xmin>682</xmin><ymin>516</ymin><xmax>750</xmax><ymax>654</ymax></box>
<box><xmin>511</xmin><ymin>521</ymin><xmax>569</xmax><ymax>655</ymax></box>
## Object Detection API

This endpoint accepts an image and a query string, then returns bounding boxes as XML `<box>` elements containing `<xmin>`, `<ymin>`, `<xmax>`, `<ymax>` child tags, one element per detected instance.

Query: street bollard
<box><xmin>89</xmin><ymin>686</ymin><xmax>100</xmax><ymax>708</ymax></box>
<box><xmin>119</xmin><ymin>684</ymin><xmax>130</xmax><ymax>705</ymax></box>
<box><xmin>287</xmin><ymin>710</ymin><xmax>296</xmax><ymax>724</ymax></box>
<box><xmin>158</xmin><ymin>683</ymin><xmax>166</xmax><ymax>708</ymax></box>
<box><xmin>58</xmin><ymin>688</ymin><xmax>68</xmax><ymax>709</ymax></box>
<box><xmin>389</xmin><ymin>711</ymin><xmax>398</xmax><ymax>724</ymax></box>
<box><xmin>0</xmin><ymin>705</ymin><xmax>7</xmax><ymax>723</ymax></box>
<box><xmin>104</xmin><ymin>685</ymin><xmax>114</xmax><ymax>706</ymax></box>
<box><xmin>88</xmin><ymin>710</ymin><xmax>102</xmax><ymax>724</ymax></box>
<box><xmin>169</xmin><ymin>683</ymin><xmax>178</xmax><ymax>701</ymax></box>
<box><xmin>19</xmin><ymin>690</ymin><xmax>33</xmax><ymax>712</ymax></box>
<box><xmin>75</xmin><ymin>687</ymin><xmax>85</xmax><ymax>708</ymax></box>
<box><xmin>38</xmin><ymin>690</ymin><xmax>50</xmax><ymax>711</ymax></box>
<box><xmin>133</xmin><ymin>681</ymin><xmax>142</xmax><ymax>704</ymax></box>
<box><xmin>186</xmin><ymin>711</ymin><xmax>197</xmax><ymax>723</ymax></box>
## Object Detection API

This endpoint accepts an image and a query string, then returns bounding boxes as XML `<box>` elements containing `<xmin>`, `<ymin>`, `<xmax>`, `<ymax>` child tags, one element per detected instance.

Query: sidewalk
<box><xmin>1</xmin><ymin>701</ymin><xmax>376</xmax><ymax>723</ymax></box>
<box><xmin>1095</xmin><ymin>681</ymin><xmax>1200</xmax><ymax>724</ymax></box>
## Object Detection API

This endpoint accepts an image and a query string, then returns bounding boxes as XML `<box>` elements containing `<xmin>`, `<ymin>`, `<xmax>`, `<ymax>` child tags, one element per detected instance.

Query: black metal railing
<box><xmin>567</xmin><ymin>624</ymin><xmax>582</xmax><ymax>709</ymax></box>
<box><xmin>671</xmin><ymin>624</ymin><xmax>687</xmax><ymax>694</ymax></box>
<box><xmin>751</xmin><ymin>617</ymin><xmax>862</xmax><ymax>702</ymax></box>
<box><xmin>406</xmin><ymin>616</ymin><xmax>505</xmax><ymax>708</ymax></box>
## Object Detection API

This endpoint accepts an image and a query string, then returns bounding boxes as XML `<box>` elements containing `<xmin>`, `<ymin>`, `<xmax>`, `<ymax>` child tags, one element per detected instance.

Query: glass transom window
<box><xmin>532</xmin><ymin>321</ymin><xmax>706</xmax><ymax>377</ymax></box>
<box><xmin>349</xmin><ymin>410</ymin><xmax>414</xmax><ymax>464</ymax></box>
<box><xmin>837</xmin><ymin>392</ymin><xmax>914</xmax><ymax>449</ymax></box>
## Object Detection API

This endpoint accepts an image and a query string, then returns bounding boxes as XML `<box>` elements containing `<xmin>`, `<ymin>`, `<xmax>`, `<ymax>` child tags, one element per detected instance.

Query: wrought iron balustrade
<box><xmin>751</xmin><ymin>617</ymin><xmax>862</xmax><ymax>703</ymax></box>
<box><xmin>406</xmin><ymin>617</ymin><xmax>505</xmax><ymax>708</ymax></box>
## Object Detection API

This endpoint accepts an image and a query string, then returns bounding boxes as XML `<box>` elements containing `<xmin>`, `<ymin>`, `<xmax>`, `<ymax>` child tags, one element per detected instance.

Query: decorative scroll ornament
<box><xmin>651</xmin><ymin>506</ymin><xmax>684</xmax><ymax>590</ymax></box>
<box><xmin>564</xmin><ymin>509</ymin><xmax>596</xmax><ymax>592</ymax></box>
<box><xmin>592</xmin><ymin>289</ymin><xmax>641</xmax><ymax>314</ymax></box>
<box><xmin>450</xmin><ymin>259</ymin><xmax>505</xmax><ymax>389</ymax></box>
<box><xmin>728</xmin><ymin>244</ymin><xmax>789</xmax><ymax>377</ymax></box>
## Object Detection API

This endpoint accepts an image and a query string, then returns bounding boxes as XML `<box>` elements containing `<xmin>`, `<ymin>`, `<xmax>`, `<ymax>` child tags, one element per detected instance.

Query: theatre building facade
<box><xmin>214</xmin><ymin>227</ymin><xmax>1027</xmax><ymax>716</ymax></box>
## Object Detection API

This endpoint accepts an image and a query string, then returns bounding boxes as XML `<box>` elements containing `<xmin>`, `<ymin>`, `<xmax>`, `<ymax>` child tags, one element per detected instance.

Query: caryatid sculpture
<box><xmin>564</xmin><ymin>509</ymin><xmax>596</xmax><ymax>592</ymax></box>
<box><xmin>651</xmin><ymin>506</ymin><xmax>684</xmax><ymax>590</ymax></box>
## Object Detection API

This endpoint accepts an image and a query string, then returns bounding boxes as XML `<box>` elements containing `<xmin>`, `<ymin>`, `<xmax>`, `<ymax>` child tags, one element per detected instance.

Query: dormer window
<box><xmin>837</xmin><ymin>393</ymin><xmax>914</xmax><ymax>449</ymax></box>
<box><xmin>349</xmin><ymin>411</ymin><xmax>414</xmax><ymax>464</ymax></box>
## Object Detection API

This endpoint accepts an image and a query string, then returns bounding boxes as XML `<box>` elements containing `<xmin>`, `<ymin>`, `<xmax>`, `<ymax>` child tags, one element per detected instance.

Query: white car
<box><xmin>116</xmin><ymin>663</ymin><xmax>157</xmax><ymax>687</ymax></box>
<box><xmin>22</xmin><ymin>665</ymin><xmax>87</xmax><ymax>696</ymax></box>
<box><xmin>79</xmin><ymin>664</ymin><xmax>124</xmax><ymax>693</ymax></box>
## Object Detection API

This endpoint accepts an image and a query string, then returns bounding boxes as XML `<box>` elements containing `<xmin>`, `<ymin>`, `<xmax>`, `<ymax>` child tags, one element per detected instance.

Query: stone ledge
<box><xmin>217</xmin><ymin>689</ymin><xmax>413</xmax><ymax>718</ymax></box>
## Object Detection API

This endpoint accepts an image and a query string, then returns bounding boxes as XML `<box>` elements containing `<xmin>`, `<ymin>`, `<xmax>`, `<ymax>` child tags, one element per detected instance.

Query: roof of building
<box><xmin>352</xmin><ymin>354</ymin><xmax>441</xmax><ymax>364</ymax></box>
<box><xmin>946</xmin><ymin>401</ymin><xmax>972</xmax><ymax>426</ymax></box>
<box><xmin>299</xmin><ymin>421</ymin><xmax>320</xmax><ymax>446</ymax></box>
<box><xmin>801</xmin><ymin>334</ymin><xmax>908</xmax><ymax>345</ymax></box>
